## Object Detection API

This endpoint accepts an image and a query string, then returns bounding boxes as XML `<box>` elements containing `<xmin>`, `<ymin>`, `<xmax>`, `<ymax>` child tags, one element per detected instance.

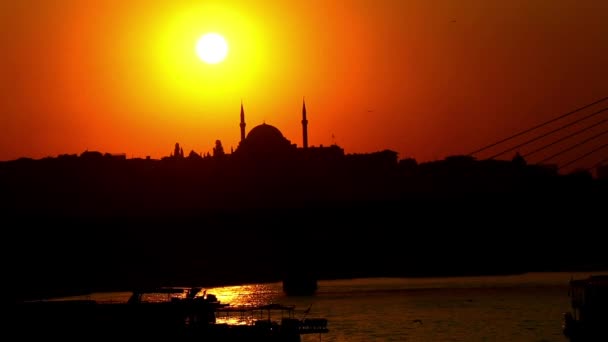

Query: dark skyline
<box><xmin>3</xmin><ymin>120</ymin><xmax>607</xmax><ymax>302</ymax></box>
<box><xmin>3</xmin><ymin>95</ymin><xmax>607</xmax><ymax>178</ymax></box>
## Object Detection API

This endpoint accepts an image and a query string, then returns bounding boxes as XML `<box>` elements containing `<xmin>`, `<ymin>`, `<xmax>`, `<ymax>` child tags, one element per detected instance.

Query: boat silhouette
<box><xmin>15</xmin><ymin>287</ymin><xmax>328</xmax><ymax>342</ymax></box>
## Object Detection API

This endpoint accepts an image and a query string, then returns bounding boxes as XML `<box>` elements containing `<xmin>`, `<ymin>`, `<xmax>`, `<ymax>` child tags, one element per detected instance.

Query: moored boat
<box><xmin>14</xmin><ymin>287</ymin><xmax>328</xmax><ymax>341</ymax></box>
<box><xmin>563</xmin><ymin>275</ymin><xmax>608</xmax><ymax>341</ymax></box>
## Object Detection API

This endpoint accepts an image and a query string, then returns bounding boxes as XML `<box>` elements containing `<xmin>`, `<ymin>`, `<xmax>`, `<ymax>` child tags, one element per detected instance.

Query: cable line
<box><xmin>537</xmin><ymin>129</ymin><xmax>608</xmax><ymax>165</ymax></box>
<box><xmin>559</xmin><ymin>143</ymin><xmax>608</xmax><ymax>170</ymax></box>
<box><xmin>522</xmin><ymin>117</ymin><xmax>608</xmax><ymax>158</ymax></box>
<box><xmin>487</xmin><ymin>107</ymin><xmax>608</xmax><ymax>159</ymax></box>
<box><xmin>468</xmin><ymin>96</ymin><xmax>608</xmax><ymax>156</ymax></box>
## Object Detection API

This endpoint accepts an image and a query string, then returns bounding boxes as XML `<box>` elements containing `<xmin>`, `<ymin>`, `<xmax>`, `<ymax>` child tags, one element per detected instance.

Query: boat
<box><xmin>217</xmin><ymin>303</ymin><xmax>329</xmax><ymax>340</ymax></box>
<box><xmin>14</xmin><ymin>287</ymin><xmax>328</xmax><ymax>341</ymax></box>
<box><xmin>563</xmin><ymin>275</ymin><xmax>608</xmax><ymax>341</ymax></box>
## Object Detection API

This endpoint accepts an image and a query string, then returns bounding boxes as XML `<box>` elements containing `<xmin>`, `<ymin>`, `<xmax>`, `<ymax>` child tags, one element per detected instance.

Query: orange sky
<box><xmin>1</xmin><ymin>0</ymin><xmax>607</xmax><ymax>169</ymax></box>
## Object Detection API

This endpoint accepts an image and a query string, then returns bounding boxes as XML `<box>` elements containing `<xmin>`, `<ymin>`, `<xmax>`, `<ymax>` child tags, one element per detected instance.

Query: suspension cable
<box><xmin>487</xmin><ymin>107</ymin><xmax>608</xmax><ymax>159</ymax></box>
<box><xmin>523</xmin><ymin>117</ymin><xmax>608</xmax><ymax>158</ymax></box>
<box><xmin>468</xmin><ymin>96</ymin><xmax>608</xmax><ymax>156</ymax></box>
<box><xmin>559</xmin><ymin>143</ymin><xmax>608</xmax><ymax>170</ymax></box>
<box><xmin>537</xmin><ymin>129</ymin><xmax>608</xmax><ymax>165</ymax></box>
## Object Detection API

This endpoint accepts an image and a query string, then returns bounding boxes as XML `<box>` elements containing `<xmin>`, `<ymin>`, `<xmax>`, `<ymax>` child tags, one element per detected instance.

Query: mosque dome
<box><xmin>235</xmin><ymin>123</ymin><xmax>295</xmax><ymax>159</ymax></box>
<box><xmin>246</xmin><ymin>124</ymin><xmax>287</xmax><ymax>145</ymax></box>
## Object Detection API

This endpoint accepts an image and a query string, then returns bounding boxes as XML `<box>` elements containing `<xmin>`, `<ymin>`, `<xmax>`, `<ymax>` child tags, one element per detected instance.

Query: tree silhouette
<box><xmin>213</xmin><ymin>140</ymin><xmax>225</xmax><ymax>158</ymax></box>
<box><xmin>173</xmin><ymin>143</ymin><xmax>184</xmax><ymax>159</ymax></box>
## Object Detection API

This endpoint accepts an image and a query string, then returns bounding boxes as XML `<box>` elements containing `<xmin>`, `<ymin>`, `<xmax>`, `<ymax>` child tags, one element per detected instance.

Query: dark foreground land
<box><xmin>2</xmin><ymin>155</ymin><xmax>606</xmax><ymax>301</ymax></box>
<box><xmin>6</xmin><ymin>195</ymin><xmax>607</xmax><ymax>302</ymax></box>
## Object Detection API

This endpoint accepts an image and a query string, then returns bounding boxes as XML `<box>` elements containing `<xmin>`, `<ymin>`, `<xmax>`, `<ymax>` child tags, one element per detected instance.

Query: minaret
<box><xmin>240</xmin><ymin>101</ymin><xmax>246</xmax><ymax>142</ymax></box>
<box><xmin>302</xmin><ymin>98</ymin><xmax>308</xmax><ymax>149</ymax></box>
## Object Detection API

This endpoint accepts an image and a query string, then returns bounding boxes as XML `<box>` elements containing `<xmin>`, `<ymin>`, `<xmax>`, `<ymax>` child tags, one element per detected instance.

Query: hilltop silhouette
<box><xmin>2</xmin><ymin>102</ymin><xmax>606</xmax><ymax>301</ymax></box>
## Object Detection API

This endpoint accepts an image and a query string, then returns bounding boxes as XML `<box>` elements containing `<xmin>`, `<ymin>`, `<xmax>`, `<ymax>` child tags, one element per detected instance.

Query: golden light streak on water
<box><xmin>204</xmin><ymin>283</ymin><xmax>276</xmax><ymax>306</ymax></box>
<box><xmin>205</xmin><ymin>283</ymin><xmax>281</xmax><ymax>325</ymax></box>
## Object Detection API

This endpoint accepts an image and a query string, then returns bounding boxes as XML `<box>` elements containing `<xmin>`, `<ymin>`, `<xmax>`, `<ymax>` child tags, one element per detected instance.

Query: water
<box><xmin>78</xmin><ymin>271</ymin><xmax>607</xmax><ymax>342</ymax></box>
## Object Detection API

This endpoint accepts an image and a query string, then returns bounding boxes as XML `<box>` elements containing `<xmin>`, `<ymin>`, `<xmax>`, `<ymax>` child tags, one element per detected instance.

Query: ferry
<box><xmin>563</xmin><ymin>275</ymin><xmax>608</xmax><ymax>341</ymax></box>
<box><xmin>14</xmin><ymin>287</ymin><xmax>328</xmax><ymax>342</ymax></box>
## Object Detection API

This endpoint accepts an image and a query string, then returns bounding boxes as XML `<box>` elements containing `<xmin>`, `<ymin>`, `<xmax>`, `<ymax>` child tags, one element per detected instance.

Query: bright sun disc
<box><xmin>196</xmin><ymin>33</ymin><xmax>228</xmax><ymax>64</ymax></box>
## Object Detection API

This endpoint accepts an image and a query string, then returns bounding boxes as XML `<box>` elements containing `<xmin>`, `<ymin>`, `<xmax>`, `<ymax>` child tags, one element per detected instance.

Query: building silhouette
<box><xmin>233</xmin><ymin>100</ymin><xmax>344</xmax><ymax>162</ymax></box>
<box><xmin>302</xmin><ymin>99</ymin><xmax>309</xmax><ymax>149</ymax></box>
<box><xmin>239</xmin><ymin>101</ymin><xmax>246</xmax><ymax>143</ymax></box>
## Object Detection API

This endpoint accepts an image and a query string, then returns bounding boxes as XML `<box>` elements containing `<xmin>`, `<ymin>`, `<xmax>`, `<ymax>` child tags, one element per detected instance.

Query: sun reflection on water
<box><xmin>204</xmin><ymin>283</ymin><xmax>282</xmax><ymax>325</ymax></box>
<box><xmin>205</xmin><ymin>283</ymin><xmax>280</xmax><ymax>307</ymax></box>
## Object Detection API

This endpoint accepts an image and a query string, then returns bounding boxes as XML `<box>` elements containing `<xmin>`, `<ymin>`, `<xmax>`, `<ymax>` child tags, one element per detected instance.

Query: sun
<box><xmin>196</xmin><ymin>33</ymin><xmax>228</xmax><ymax>64</ymax></box>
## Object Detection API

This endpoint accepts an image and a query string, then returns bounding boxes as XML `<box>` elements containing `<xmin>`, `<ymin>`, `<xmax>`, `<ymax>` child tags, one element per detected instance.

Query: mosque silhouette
<box><xmin>237</xmin><ymin>99</ymin><xmax>308</xmax><ymax>153</ymax></box>
<box><xmin>218</xmin><ymin>100</ymin><xmax>347</xmax><ymax>163</ymax></box>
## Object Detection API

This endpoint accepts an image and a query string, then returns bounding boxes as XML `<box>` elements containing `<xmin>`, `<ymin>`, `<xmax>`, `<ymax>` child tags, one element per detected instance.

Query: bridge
<box><xmin>468</xmin><ymin>95</ymin><xmax>608</xmax><ymax>176</ymax></box>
